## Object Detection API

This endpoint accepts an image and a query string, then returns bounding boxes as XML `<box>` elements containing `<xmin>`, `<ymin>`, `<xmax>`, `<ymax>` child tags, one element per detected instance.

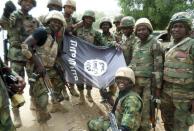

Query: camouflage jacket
<box><xmin>1</xmin><ymin>10</ymin><xmax>39</xmax><ymax>62</ymax></box>
<box><xmin>130</xmin><ymin>35</ymin><xmax>163</xmax><ymax>89</ymax></box>
<box><xmin>115</xmin><ymin>90</ymin><xmax>142</xmax><ymax>130</ymax></box>
<box><xmin>76</xmin><ymin>26</ymin><xmax>105</xmax><ymax>46</ymax></box>
<box><xmin>101</xmin><ymin>32</ymin><xmax>115</xmax><ymax>47</ymax></box>
<box><xmin>113</xmin><ymin>30</ymin><xmax>123</xmax><ymax>43</ymax></box>
<box><xmin>163</xmin><ymin>37</ymin><xmax>194</xmax><ymax>100</ymax></box>
<box><xmin>121</xmin><ymin>33</ymin><xmax>139</xmax><ymax>65</ymax></box>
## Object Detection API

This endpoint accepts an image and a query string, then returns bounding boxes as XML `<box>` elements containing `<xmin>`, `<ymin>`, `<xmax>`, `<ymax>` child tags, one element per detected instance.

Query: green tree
<box><xmin>118</xmin><ymin>0</ymin><xmax>194</xmax><ymax>29</ymax></box>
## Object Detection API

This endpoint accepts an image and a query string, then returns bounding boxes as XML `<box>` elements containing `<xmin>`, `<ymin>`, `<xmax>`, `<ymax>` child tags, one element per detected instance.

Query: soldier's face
<box><xmin>48</xmin><ymin>4</ymin><xmax>62</xmax><ymax>11</ymax></box>
<box><xmin>114</xmin><ymin>22</ymin><xmax>120</xmax><ymax>28</ymax></box>
<box><xmin>115</xmin><ymin>77</ymin><xmax>132</xmax><ymax>91</ymax></box>
<box><xmin>136</xmin><ymin>25</ymin><xmax>150</xmax><ymax>41</ymax></box>
<box><xmin>101</xmin><ymin>23</ymin><xmax>111</xmax><ymax>32</ymax></box>
<box><xmin>21</xmin><ymin>0</ymin><xmax>34</xmax><ymax>12</ymax></box>
<box><xmin>121</xmin><ymin>26</ymin><xmax>134</xmax><ymax>37</ymax></box>
<box><xmin>83</xmin><ymin>16</ymin><xmax>94</xmax><ymax>26</ymax></box>
<box><xmin>171</xmin><ymin>22</ymin><xmax>188</xmax><ymax>42</ymax></box>
<box><xmin>49</xmin><ymin>19</ymin><xmax>63</xmax><ymax>32</ymax></box>
<box><xmin>64</xmin><ymin>5</ymin><xmax>75</xmax><ymax>15</ymax></box>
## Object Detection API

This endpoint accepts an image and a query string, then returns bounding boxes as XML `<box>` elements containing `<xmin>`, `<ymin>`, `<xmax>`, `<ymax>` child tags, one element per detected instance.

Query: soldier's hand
<box><xmin>3</xmin><ymin>1</ymin><xmax>16</xmax><ymax>18</ymax></box>
<box><xmin>114</xmin><ymin>42</ymin><xmax>122</xmax><ymax>51</ymax></box>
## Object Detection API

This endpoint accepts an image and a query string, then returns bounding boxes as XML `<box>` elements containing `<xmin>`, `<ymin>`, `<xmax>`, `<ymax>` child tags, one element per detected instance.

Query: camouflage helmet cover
<box><xmin>99</xmin><ymin>17</ymin><xmax>112</xmax><ymax>29</ymax></box>
<box><xmin>18</xmin><ymin>0</ymin><xmax>36</xmax><ymax>7</ymax></box>
<box><xmin>134</xmin><ymin>18</ymin><xmax>153</xmax><ymax>33</ymax></box>
<box><xmin>113</xmin><ymin>15</ymin><xmax>124</xmax><ymax>23</ymax></box>
<box><xmin>45</xmin><ymin>10</ymin><xmax>66</xmax><ymax>26</ymax></box>
<box><xmin>168</xmin><ymin>12</ymin><xmax>192</xmax><ymax>30</ymax></box>
<box><xmin>115</xmin><ymin>67</ymin><xmax>135</xmax><ymax>85</ymax></box>
<box><xmin>47</xmin><ymin>0</ymin><xmax>62</xmax><ymax>8</ymax></box>
<box><xmin>82</xmin><ymin>10</ymin><xmax>95</xmax><ymax>22</ymax></box>
<box><xmin>63</xmin><ymin>0</ymin><xmax>76</xmax><ymax>11</ymax></box>
<box><xmin>120</xmin><ymin>16</ymin><xmax>135</xmax><ymax>28</ymax></box>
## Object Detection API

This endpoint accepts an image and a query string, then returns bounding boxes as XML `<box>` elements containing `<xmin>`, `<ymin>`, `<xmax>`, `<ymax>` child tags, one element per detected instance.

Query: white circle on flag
<box><xmin>84</xmin><ymin>59</ymin><xmax>107</xmax><ymax>76</ymax></box>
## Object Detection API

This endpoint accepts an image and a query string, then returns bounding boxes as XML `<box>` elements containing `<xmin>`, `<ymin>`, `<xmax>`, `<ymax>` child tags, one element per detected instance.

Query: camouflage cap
<box><xmin>120</xmin><ymin>16</ymin><xmax>135</xmax><ymax>28</ymax></box>
<box><xmin>82</xmin><ymin>10</ymin><xmax>95</xmax><ymax>22</ymax></box>
<box><xmin>47</xmin><ymin>0</ymin><xmax>62</xmax><ymax>8</ymax></box>
<box><xmin>115</xmin><ymin>67</ymin><xmax>135</xmax><ymax>85</ymax></box>
<box><xmin>168</xmin><ymin>12</ymin><xmax>192</xmax><ymax>30</ymax></box>
<box><xmin>134</xmin><ymin>18</ymin><xmax>153</xmax><ymax>33</ymax></box>
<box><xmin>45</xmin><ymin>10</ymin><xmax>66</xmax><ymax>26</ymax></box>
<box><xmin>113</xmin><ymin>15</ymin><xmax>124</xmax><ymax>23</ymax></box>
<box><xmin>18</xmin><ymin>0</ymin><xmax>36</xmax><ymax>7</ymax></box>
<box><xmin>63</xmin><ymin>0</ymin><xmax>76</xmax><ymax>11</ymax></box>
<box><xmin>99</xmin><ymin>17</ymin><xmax>112</xmax><ymax>29</ymax></box>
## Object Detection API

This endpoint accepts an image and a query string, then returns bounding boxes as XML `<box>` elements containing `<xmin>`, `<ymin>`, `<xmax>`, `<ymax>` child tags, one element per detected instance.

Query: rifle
<box><xmin>108</xmin><ymin>112</ymin><xmax>119</xmax><ymax>131</ymax></box>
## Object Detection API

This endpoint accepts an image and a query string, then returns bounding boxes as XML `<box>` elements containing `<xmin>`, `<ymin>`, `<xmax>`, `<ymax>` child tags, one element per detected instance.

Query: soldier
<box><xmin>113</xmin><ymin>15</ymin><xmax>124</xmax><ymax>43</ymax></box>
<box><xmin>88</xmin><ymin>67</ymin><xmax>143</xmax><ymax>131</ymax></box>
<box><xmin>0</xmin><ymin>58</ymin><xmax>25</xmax><ymax>131</ymax></box>
<box><xmin>119</xmin><ymin>16</ymin><xmax>139</xmax><ymax>65</ymax></box>
<box><xmin>190</xmin><ymin>21</ymin><xmax>194</xmax><ymax>38</ymax></box>
<box><xmin>157</xmin><ymin>12</ymin><xmax>194</xmax><ymax>131</ymax></box>
<box><xmin>75</xmin><ymin>10</ymin><xmax>106</xmax><ymax>104</ymax></box>
<box><xmin>0</xmin><ymin>0</ymin><xmax>38</xmax><ymax>128</ymax></box>
<box><xmin>62</xmin><ymin>0</ymin><xmax>80</xmax><ymax>100</ymax></box>
<box><xmin>99</xmin><ymin>17</ymin><xmax>117</xmax><ymax>106</ymax></box>
<box><xmin>130</xmin><ymin>18</ymin><xmax>163</xmax><ymax>131</ymax></box>
<box><xmin>21</xmin><ymin>10</ymin><xmax>67</xmax><ymax>130</ymax></box>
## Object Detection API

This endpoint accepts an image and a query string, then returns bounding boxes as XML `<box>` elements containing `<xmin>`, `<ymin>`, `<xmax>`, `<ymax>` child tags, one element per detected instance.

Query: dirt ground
<box><xmin>14</xmin><ymin>85</ymin><xmax>194</xmax><ymax>131</ymax></box>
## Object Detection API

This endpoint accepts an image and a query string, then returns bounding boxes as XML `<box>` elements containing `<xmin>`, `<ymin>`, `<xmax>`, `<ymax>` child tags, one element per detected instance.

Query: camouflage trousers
<box><xmin>161</xmin><ymin>82</ymin><xmax>194</xmax><ymax>131</ymax></box>
<box><xmin>0</xmin><ymin>107</ymin><xmax>15</xmax><ymax>131</ymax></box>
<box><xmin>47</xmin><ymin>68</ymin><xmax>65</xmax><ymax>102</ymax></box>
<box><xmin>30</xmin><ymin>76</ymin><xmax>50</xmax><ymax>123</ymax></box>
<box><xmin>87</xmin><ymin>116</ymin><xmax>110</xmax><ymax>131</ymax></box>
<box><xmin>135</xmin><ymin>77</ymin><xmax>152</xmax><ymax>131</ymax></box>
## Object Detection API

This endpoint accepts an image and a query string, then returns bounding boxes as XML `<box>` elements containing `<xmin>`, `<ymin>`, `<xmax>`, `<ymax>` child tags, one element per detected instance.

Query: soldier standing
<box><xmin>113</xmin><ymin>15</ymin><xmax>124</xmax><ymax>43</ymax></box>
<box><xmin>130</xmin><ymin>18</ymin><xmax>163</xmax><ymax>131</ymax></box>
<box><xmin>158</xmin><ymin>12</ymin><xmax>194</xmax><ymax>131</ymax></box>
<box><xmin>0</xmin><ymin>0</ymin><xmax>38</xmax><ymax>128</ymax></box>
<box><xmin>88</xmin><ymin>67</ymin><xmax>143</xmax><ymax>131</ymax></box>
<box><xmin>75</xmin><ymin>10</ymin><xmax>105</xmax><ymax>104</ymax></box>
<box><xmin>21</xmin><ymin>10</ymin><xmax>67</xmax><ymax>131</ymax></box>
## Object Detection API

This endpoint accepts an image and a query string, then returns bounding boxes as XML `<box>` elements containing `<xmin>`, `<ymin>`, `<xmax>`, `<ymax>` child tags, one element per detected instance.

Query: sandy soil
<box><xmin>14</xmin><ymin>85</ymin><xmax>194</xmax><ymax>131</ymax></box>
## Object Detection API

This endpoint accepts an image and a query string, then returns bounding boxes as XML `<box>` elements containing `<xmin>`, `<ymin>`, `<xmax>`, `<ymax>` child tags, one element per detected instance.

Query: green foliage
<box><xmin>118</xmin><ymin>0</ymin><xmax>194</xmax><ymax>29</ymax></box>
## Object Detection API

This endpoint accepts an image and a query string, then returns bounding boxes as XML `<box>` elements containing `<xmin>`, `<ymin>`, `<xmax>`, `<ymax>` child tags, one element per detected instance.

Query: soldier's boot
<box><xmin>69</xmin><ymin>85</ymin><xmax>79</xmax><ymax>97</ymax></box>
<box><xmin>86</xmin><ymin>89</ymin><xmax>93</xmax><ymax>103</ymax></box>
<box><xmin>62</xmin><ymin>88</ymin><xmax>70</xmax><ymax>101</ymax></box>
<box><xmin>49</xmin><ymin>102</ymin><xmax>69</xmax><ymax>113</ymax></box>
<box><xmin>30</xmin><ymin>97</ymin><xmax>36</xmax><ymax>110</ymax></box>
<box><xmin>12</xmin><ymin>108</ymin><xmax>22</xmax><ymax>128</ymax></box>
<box><xmin>79</xmin><ymin>90</ymin><xmax>85</xmax><ymax>104</ymax></box>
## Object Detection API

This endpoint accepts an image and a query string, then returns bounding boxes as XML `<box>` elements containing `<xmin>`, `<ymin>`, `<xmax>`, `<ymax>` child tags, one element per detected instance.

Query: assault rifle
<box><xmin>109</xmin><ymin>112</ymin><xmax>119</xmax><ymax>131</ymax></box>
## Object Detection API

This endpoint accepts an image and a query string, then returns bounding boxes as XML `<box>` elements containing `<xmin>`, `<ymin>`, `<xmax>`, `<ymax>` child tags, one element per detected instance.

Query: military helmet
<box><xmin>63</xmin><ymin>0</ymin><xmax>76</xmax><ymax>11</ymax></box>
<box><xmin>82</xmin><ymin>10</ymin><xmax>95</xmax><ymax>22</ymax></box>
<box><xmin>134</xmin><ymin>18</ymin><xmax>153</xmax><ymax>33</ymax></box>
<box><xmin>113</xmin><ymin>15</ymin><xmax>124</xmax><ymax>23</ymax></box>
<box><xmin>45</xmin><ymin>10</ymin><xmax>66</xmax><ymax>26</ymax></box>
<box><xmin>47</xmin><ymin>0</ymin><xmax>62</xmax><ymax>8</ymax></box>
<box><xmin>18</xmin><ymin>0</ymin><xmax>36</xmax><ymax>7</ymax></box>
<box><xmin>120</xmin><ymin>16</ymin><xmax>135</xmax><ymax>28</ymax></box>
<box><xmin>99</xmin><ymin>17</ymin><xmax>112</xmax><ymax>29</ymax></box>
<box><xmin>168</xmin><ymin>12</ymin><xmax>192</xmax><ymax>30</ymax></box>
<box><xmin>115</xmin><ymin>67</ymin><xmax>135</xmax><ymax>85</ymax></box>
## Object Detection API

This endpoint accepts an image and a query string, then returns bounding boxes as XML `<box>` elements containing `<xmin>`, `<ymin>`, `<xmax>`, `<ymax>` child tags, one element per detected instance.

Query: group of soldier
<box><xmin>0</xmin><ymin>0</ymin><xmax>194</xmax><ymax>131</ymax></box>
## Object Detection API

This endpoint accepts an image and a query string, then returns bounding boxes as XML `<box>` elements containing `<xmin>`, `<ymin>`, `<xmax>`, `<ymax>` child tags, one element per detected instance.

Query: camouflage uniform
<box><xmin>88</xmin><ymin>67</ymin><xmax>143</xmax><ymax>131</ymax></box>
<box><xmin>0</xmin><ymin>1</ymin><xmax>38</xmax><ymax>127</ymax></box>
<box><xmin>130</xmin><ymin>18</ymin><xmax>163</xmax><ymax>131</ymax></box>
<box><xmin>0</xmin><ymin>59</ymin><xmax>15</xmax><ymax>131</ymax></box>
<box><xmin>161</xmin><ymin>12</ymin><xmax>194</xmax><ymax>131</ymax></box>
<box><xmin>113</xmin><ymin>15</ymin><xmax>124</xmax><ymax>43</ymax></box>
<box><xmin>76</xmin><ymin>10</ymin><xmax>105</xmax><ymax>103</ymax></box>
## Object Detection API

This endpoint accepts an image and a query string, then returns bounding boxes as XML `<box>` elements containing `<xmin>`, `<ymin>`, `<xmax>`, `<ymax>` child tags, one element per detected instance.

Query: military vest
<box><xmin>36</xmin><ymin>29</ymin><xmax>58</xmax><ymax>68</ymax></box>
<box><xmin>115</xmin><ymin>91</ymin><xmax>142</xmax><ymax>130</ymax></box>
<box><xmin>101</xmin><ymin>32</ymin><xmax>115</xmax><ymax>47</ymax></box>
<box><xmin>121</xmin><ymin>33</ymin><xmax>138</xmax><ymax>65</ymax></box>
<box><xmin>76</xmin><ymin>26</ymin><xmax>96</xmax><ymax>43</ymax></box>
<box><xmin>164</xmin><ymin>37</ymin><xmax>194</xmax><ymax>85</ymax></box>
<box><xmin>8</xmin><ymin>10</ymin><xmax>39</xmax><ymax>62</ymax></box>
<box><xmin>130</xmin><ymin>35</ymin><xmax>159</xmax><ymax>77</ymax></box>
